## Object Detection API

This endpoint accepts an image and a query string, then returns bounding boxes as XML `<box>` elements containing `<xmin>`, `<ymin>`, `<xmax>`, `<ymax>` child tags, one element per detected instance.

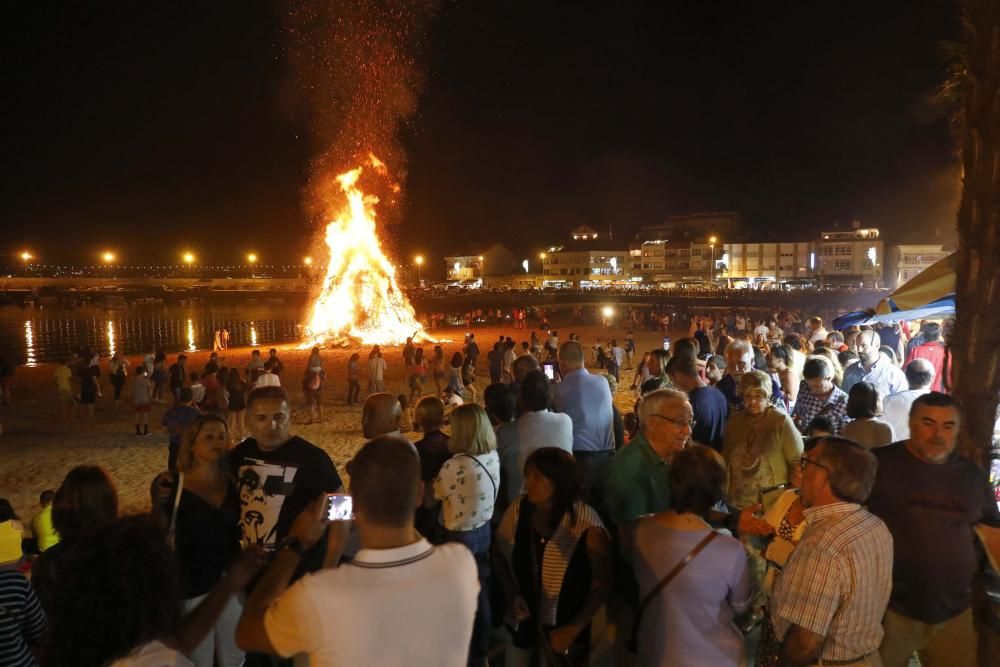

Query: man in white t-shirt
<box><xmin>236</xmin><ymin>436</ymin><xmax>478</xmax><ymax>667</ymax></box>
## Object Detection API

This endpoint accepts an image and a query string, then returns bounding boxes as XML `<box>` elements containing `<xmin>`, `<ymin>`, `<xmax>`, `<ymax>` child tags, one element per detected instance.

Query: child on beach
<box><xmin>132</xmin><ymin>366</ymin><xmax>153</xmax><ymax>436</ymax></box>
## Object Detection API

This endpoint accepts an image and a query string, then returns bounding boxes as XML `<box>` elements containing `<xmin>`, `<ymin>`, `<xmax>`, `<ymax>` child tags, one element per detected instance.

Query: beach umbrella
<box><xmin>832</xmin><ymin>310</ymin><xmax>876</xmax><ymax>330</ymax></box>
<box><xmin>876</xmin><ymin>253</ymin><xmax>956</xmax><ymax>315</ymax></box>
<box><xmin>868</xmin><ymin>294</ymin><xmax>955</xmax><ymax>324</ymax></box>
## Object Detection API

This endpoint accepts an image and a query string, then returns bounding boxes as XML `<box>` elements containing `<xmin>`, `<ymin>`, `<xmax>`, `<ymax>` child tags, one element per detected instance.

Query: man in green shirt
<box><xmin>605</xmin><ymin>389</ymin><xmax>692</xmax><ymax>539</ymax></box>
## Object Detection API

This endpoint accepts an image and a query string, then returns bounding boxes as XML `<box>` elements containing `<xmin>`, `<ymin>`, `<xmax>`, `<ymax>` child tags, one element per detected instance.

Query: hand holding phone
<box><xmin>325</xmin><ymin>493</ymin><xmax>355</xmax><ymax>522</ymax></box>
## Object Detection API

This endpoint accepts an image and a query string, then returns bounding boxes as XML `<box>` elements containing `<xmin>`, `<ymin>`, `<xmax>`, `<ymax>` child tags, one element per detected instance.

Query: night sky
<box><xmin>2</xmin><ymin>1</ymin><xmax>960</xmax><ymax>271</ymax></box>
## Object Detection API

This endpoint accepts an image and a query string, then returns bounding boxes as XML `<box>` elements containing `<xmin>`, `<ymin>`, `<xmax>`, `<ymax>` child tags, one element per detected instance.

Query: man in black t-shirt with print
<box><xmin>867</xmin><ymin>392</ymin><xmax>1000</xmax><ymax>667</ymax></box>
<box><xmin>230</xmin><ymin>385</ymin><xmax>344</xmax><ymax>667</ymax></box>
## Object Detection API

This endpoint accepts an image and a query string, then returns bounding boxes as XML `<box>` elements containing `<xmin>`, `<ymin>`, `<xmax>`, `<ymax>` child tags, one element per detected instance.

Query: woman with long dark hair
<box><xmin>44</xmin><ymin>515</ymin><xmax>263</xmax><ymax>667</ymax></box>
<box><xmin>31</xmin><ymin>466</ymin><xmax>119</xmax><ymax>615</ymax></box>
<box><xmin>495</xmin><ymin>447</ymin><xmax>612</xmax><ymax>666</ymax></box>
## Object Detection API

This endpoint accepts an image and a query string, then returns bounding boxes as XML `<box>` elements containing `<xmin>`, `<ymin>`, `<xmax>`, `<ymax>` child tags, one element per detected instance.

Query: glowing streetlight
<box><xmin>303</xmin><ymin>256</ymin><xmax>313</xmax><ymax>266</ymax></box>
<box><xmin>708</xmin><ymin>235</ymin><xmax>719</xmax><ymax>282</ymax></box>
<box><xmin>247</xmin><ymin>253</ymin><xmax>258</xmax><ymax>278</ymax></box>
<box><xmin>478</xmin><ymin>255</ymin><xmax>486</xmax><ymax>288</ymax></box>
<box><xmin>182</xmin><ymin>252</ymin><xmax>195</xmax><ymax>265</ymax></box>
<box><xmin>101</xmin><ymin>251</ymin><xmax>116</xmax><ymax>263</ymax></box>
<box><xmin>539</xmin><ymin>252</ymin><xmax>547</xmax><ymax>260</ymax></box>
<box><xmin>414</xmin><ymin>255</ymin><xmax>424</xmax><ymax>285</ymax></box>
<box><xmin>20</xmin><ymin>251</ymin><xmax>32</xmax><ymax>276</ymax></box>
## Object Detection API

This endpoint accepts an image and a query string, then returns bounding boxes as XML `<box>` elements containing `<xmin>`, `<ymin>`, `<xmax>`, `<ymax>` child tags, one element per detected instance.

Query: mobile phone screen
<box><xmin>543</xmin><ymin>364</ymin><xmax>555</xmax><ymax>380</ymax></box>
<box><xmin>325</xmin><ymin>493</ymin><xmax>354</xmax><ymax>521</ymax></box>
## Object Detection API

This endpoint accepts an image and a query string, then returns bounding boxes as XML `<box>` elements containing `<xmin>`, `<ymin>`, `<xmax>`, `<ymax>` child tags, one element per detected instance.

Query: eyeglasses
<box><xmin>651</xmin><ymin>414</ymin><xmax>697</xmax><ymax>430</ymax></box>
<box><xmin>799</xmin><ymin>455</ymin><xmax>830</xmax><ymax>473</ymax></box>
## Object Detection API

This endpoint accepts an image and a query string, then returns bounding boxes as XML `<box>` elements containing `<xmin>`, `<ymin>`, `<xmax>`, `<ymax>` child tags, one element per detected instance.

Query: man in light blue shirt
<box><xmin>841</xmin><ymin>330</ymin><xmax>907</xmax><ymax>400</ymax></box>
<box><xmin>554</xmin><ymin>340</ymin><xmax>614</xmax><ymax>507</ymax></box>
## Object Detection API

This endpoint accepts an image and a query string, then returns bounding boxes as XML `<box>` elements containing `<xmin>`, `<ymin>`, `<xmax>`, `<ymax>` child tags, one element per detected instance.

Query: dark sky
<box><xmin>2</xmin><ymin>1</ymin><xmax>960</xmax><ymax>270</ymax></box>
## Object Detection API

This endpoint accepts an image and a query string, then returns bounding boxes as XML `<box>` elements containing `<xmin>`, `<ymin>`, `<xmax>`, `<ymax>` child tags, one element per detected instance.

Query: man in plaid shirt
<box><xmin>792</xmin><ymin>356</ymin><xmax>850</xmax><ymax>435</ymax></box>
<box><xmin>771</xmin><ymin>437</ymin><xmax>892</xmax><ymax>666</ymax></box>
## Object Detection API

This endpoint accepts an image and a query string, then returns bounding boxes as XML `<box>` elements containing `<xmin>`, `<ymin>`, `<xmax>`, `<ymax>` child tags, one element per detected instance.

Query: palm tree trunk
<box><xmin>951</xmin><ymin>0</ymin><xmax>1000</xmax><ymax>466</ymax></box>
<box><xmin>950</xmin><ymin>3</ymin><xmax>1000</xmax><ymax>664</ymax></box>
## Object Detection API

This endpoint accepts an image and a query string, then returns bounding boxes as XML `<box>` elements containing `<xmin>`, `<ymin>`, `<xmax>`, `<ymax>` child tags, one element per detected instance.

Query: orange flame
<box><xmin>303</xmin><ymin>154</ymin><xmax>431</xmax><ymax>347</ymax></box>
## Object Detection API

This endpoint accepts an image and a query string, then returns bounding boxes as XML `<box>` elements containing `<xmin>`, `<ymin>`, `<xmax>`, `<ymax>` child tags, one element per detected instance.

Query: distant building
<box><xmin>721</xmin><ymin>241</ymin><xmax>812</xmax><ymax>283</ymax></box>
<box><xmin>541</xmin><ymin>227</ymin><xmax>627</xmax><ymax>288</ymax></box>
<box><xmin>813</xmin><ymin>225</ymin><xmax>884</xmax><ymax>288</ymax></box>
<box><xmin>637</xmin><ymin>211</ymin><xmax>740</xmax><ymax>242</ymax></box>
<box><xmin>443</xmin><ymin>244</ymin><xmax>518</xmax><ymax>282</ymax></box>
<box><xmin>888</xmin><ymin>244</ymin><xmax>950</xmax><ymax>289</ymax></box>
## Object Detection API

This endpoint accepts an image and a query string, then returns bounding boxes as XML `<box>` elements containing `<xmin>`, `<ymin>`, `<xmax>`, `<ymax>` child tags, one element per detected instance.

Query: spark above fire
<box><xmin>303</xmin><ymin>154</ymin><xmax>431</xmax><ymax>347</ymax></box>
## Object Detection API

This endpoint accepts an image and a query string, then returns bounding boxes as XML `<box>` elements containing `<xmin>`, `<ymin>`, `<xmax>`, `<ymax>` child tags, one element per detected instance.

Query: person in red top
<box><xmin>905</xmin><ymin>322</ymin><xmax>948</xmax><ymax>393</ymax></box>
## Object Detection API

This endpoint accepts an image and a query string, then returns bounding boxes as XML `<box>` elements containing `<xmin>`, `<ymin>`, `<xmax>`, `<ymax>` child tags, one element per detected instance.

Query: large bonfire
<box><xmin>303</xmin><ymin>154</ymin><xmax>430</xmax><ymax>347</ymax></box>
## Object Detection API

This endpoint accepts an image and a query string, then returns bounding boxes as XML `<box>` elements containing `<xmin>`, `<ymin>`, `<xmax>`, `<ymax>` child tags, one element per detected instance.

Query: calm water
<box><xmin>0</xmin><ymin>303</ymin><xmax>307</xmax><ymax>366</ymax></box>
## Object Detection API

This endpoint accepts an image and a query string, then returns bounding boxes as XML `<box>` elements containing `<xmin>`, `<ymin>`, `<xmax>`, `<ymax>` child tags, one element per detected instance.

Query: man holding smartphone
<box><xmin>236</xmin><ymin>436</ymin><xmax>479</xmax><ymax>666</ymax></box>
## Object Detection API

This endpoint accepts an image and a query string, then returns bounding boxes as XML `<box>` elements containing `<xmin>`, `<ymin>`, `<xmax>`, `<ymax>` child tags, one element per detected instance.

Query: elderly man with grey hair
<box><xmin>881</xmin><ymin>359</ymin><xmax>935</xmax><ymax>441</ymax></box>
<box><xmin>771</xmin><ymin>436</ymin><xmax>893</xmax><ymax>667</ymax></box>
<box><xmin>606</xmin><ymin>389</ymin><xmax>692</xmax><ymax>524</ymax></box>
<box><xmin>841</xmin><ymin>329</ymin><xmax>907</xmax><ymax>399</ymax></box>
<box><xmin>716</xmin><ymin>338</ymin><xmax>784</xmax><ymax>413</ymax></box>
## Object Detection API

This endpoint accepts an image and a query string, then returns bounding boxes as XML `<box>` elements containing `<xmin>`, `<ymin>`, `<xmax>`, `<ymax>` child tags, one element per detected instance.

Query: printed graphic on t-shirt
<box><xmin>237</xmin><ymin>458</ymin><xmax>298</xmax><ymax>549</ymax></box>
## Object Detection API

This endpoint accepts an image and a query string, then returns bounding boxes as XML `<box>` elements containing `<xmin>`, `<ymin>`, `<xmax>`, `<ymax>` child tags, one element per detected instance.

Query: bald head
<box><xmin>904</xmin><ymin>358</ymin><xmax>935</xmax><ymax>389</ymax></box>
<box><xmin>558</xmin><ymin>341</ymin><xmax>585</xmax><ymax>372</ymax></box>
<box><xmin>362</xmin><ymin>393</ymin><xmax>402</xmax><ymax>439</ymax></box>
<box><xmin>856</xmin><ymin>330</ymin><xmax>882</xmax><ymax>365</ymax></box>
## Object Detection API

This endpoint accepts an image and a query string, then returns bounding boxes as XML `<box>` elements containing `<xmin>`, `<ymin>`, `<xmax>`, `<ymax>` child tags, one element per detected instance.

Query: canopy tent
<box><xmin>831</xmin><ymin>253</ymin><xmax>956</xmax><ymax>330</ymax></box>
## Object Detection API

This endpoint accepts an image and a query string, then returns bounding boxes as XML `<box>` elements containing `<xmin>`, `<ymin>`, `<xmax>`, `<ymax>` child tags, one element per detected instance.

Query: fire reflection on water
<box><xmin>107</xmin><ymin>320</ymin><xmax>116</xmax><ymax>358</ymax></box>
<box><xmin>24</xmin><ymin>320</ymin><xmax>36</xmax><ymax>367</ymax></box>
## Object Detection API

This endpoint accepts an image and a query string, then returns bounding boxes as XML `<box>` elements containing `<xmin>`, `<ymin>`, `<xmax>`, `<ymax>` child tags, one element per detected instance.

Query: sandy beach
<box><xmin>0</xmin><ymin>322</ymin><xmax>674</xmax><ymax>521</ymax></box>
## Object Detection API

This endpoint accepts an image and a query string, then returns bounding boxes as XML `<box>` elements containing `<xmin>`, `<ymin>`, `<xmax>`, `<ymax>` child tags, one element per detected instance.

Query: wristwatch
<box><xmin>276</xmin><ymin>536</ymin><xmax>306</xmax><ymax>558</ymax></box>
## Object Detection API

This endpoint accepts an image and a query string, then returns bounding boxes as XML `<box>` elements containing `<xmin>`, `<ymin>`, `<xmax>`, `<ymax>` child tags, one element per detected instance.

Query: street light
<box><xmin>20</xmin><ymin>251</ymin><xmax>32</xmax><ymax>276</ymax></box>
<box><xmin>414</xmin><ymin>255</ymin><xmax>424</xmax><ymax>285</ymax></box>
<box><xmin>478</xmin><ymin>255</ymin><xmax>485</xmax><ymax>287</ymax></box>
<box><xmin>708</xmin><ymin>235</ymin><xmax>718</xmax><ymax>283</ymax></box>
<box><xmin>303</xmin><ymin>256</ymin><xmax>313</xmax><ymax>266</ymax></box>
<box><xmin>247</xmin><ymin>253</ymin><xmax>258</xmax><ymax>278</ymax></box>
<box><xmin>182</xmin><ymin>252</ymin><xmax>195</xmax><ymax>277</ymax></box>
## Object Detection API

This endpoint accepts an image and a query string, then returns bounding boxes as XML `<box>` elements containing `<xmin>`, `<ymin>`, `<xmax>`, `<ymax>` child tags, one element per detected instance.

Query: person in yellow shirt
<box><xmin>0</xmin><ymin>498</ymin><xmax>24</xmax><ymax>566</ymax></box>
<box><xmin>29</xmin><ymin>490</ymin><xmax>60</xmax><ymax>553</ymax></box>
<box><xmin>54</xmin><ymin>358</ymin><xmax>76</xmax><ymax>421</ymax></box>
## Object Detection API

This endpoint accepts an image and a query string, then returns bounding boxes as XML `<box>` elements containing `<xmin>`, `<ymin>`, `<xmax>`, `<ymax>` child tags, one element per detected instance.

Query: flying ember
<box><xmin>303</xmin><ymin>154</ymin><xmax>430</xmax><ymax>347</ymax></box>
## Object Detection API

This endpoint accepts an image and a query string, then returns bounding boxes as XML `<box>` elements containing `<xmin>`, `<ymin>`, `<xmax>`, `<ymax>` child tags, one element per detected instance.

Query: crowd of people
<box><xmin>1</xmin><ymin>306</ymin><xmax>998</xmax><ymax>667</ymax></box>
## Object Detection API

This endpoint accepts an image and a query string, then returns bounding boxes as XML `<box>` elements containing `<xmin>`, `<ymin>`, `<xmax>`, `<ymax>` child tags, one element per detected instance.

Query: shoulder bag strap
<box><xmin>459</xmin><ymin>454</ymin><xmax>498</xmax><ymax>503</ymax></box>
<box><xmin>166</xmin><ymin>472</ymin><xmax>184</xmax><ymax>544</ymax></box>
<box><xmin>632</xmin><ymin>531</ymin><xmax>718</xmax><ymax>638</ymax></box>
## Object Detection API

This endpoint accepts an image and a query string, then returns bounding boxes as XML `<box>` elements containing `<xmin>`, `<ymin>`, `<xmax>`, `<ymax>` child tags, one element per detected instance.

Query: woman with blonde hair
<box><xmin>150</xmin><ymin>414</ymin><xmax>244</xmax><ymax>667</ymax></box>
<box><xmin>722</xmin><ymin>371</ymin><xmax>803</xmax><ymax>511</ymax></box>
<box><xmin>432</xmin><ymin>403</ymin><xmax>500</xmax><ymax>667</ymax></box>
<box><xmin>810</xmin><ymin>347</ymin><xmax>845</xmax><ymax>388</ymax></box>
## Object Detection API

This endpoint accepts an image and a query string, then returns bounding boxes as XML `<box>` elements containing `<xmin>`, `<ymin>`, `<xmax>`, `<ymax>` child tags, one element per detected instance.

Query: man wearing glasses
<box><xmin>771</xmin><ymin>437</ymin><xmax>892</xmax><ymax>667</ymax></box>
<box><xmin>867</xmin><ymin>392</ymin><xmax>1000</xmax><ymax>667</ymax></box>
<box><xmin>605</xmin><ymin>389</ymin><xmax>697</xmax><ymax>546</ymax></box>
